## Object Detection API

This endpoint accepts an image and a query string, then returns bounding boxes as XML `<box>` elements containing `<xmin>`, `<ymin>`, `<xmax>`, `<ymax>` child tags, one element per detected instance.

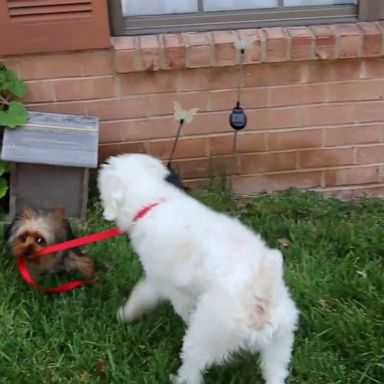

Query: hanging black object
<box><xmin>230</xmin><ymin>101</ymin><xmax>247</xmax><ymax>131</ymax></box>
<box><xmin>166</xmin><ymin>162</ymin><xmax>184</xmax><ymax>190</ymax></box>
<box><xmin>166</xmin><ymin>119</ymin><xmax>186</xmax><ymax>191</ymax></box>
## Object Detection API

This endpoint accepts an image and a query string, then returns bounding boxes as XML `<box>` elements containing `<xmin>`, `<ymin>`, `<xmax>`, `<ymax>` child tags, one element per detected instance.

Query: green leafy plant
<box><xmin>0</xmin><ymin>63</ymin><xmax>28</xmax><ymax>199</ymax></box>
<box><xmin>0</xmin><ymin>63</ymin><xmax>27</xmax><ymax>128</ymax></box>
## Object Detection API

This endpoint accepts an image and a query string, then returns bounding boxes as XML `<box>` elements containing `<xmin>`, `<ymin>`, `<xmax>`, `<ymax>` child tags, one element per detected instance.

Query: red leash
<box><xmin>17</xmin><ymin>200</ymin><xmax>164</xmax><ymax>293</ymax></box>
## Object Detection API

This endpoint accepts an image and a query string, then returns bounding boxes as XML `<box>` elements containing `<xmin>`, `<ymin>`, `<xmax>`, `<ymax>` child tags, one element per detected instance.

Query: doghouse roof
<box><xmin>1</xmin><ymin>112</ymin><xmax>99</xmax><ymax>168</ymax></box>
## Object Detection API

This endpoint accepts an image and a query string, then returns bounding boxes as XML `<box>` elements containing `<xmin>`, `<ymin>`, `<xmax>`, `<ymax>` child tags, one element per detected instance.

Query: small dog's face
<box><xmin>7</xmin><ymin>207</ymin><xmax>53</xmax><ymax>260</ymax></box>
<box><xmin>12</xmin><ymin>229</ymin><xmax>48</xmax><ymax>260</ymax></box>
<box><xmin>6</xmin><ymin>206</ymin><xmax>97</xmax><ymax>282</ymax></box>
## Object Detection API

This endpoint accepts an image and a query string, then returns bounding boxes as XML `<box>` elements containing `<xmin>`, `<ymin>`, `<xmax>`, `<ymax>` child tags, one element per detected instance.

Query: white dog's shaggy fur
<box><xmin>98</xmin><ymin>153</ymin><xmax>299</xmax><ymax>384</ymax></box>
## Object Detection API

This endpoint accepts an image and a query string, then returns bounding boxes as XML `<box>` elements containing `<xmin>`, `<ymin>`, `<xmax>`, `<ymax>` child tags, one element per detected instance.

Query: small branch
<box><xmin>0</xmin><ymin>94</ymin><xmax>10</xmax><ymax>106</ymax></box>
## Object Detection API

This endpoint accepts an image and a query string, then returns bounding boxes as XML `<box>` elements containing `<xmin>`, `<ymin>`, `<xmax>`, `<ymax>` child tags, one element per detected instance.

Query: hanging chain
<box><xmin>230</xmin><ymin>47</ymin><xmax>247</xmax><ymax>191</ymax></box>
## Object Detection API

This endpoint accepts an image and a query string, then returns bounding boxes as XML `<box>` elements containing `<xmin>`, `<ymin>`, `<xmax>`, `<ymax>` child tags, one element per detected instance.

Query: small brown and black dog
<box><xmin>5</xmin><ymin>206</ymin><xmax>97</xmax><ymax>283</ymax></box>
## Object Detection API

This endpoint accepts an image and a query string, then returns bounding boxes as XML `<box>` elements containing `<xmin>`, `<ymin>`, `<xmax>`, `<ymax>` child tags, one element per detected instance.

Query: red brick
<box><xmin>363</xmin><ymin>58</ymin><xmax>384</xmax><ymax>78</ymax></box>
<box><xmin>209</xmin><ymin>132</ymin><xmax>266</xmax><ymax>156</ymax></box>
<box><xmin>1</xmin><ymin>58</ymin><xmax>19</xmax><ymax>75</ymax></box>
<box><xmin>86</xmin><ymin>97</ymin><xmax>148</xmax><ymax>121</ymax></box>
<box><xmin>101</xmin><ymin>116</ymin><xmax>178</xmax><ymax>142</ymax></box>
<box><xmin>324</xmin><ymin>125</ymin><xmax>383</xmax><ymax>146</ymax></box>
<box><xmin>332</xmin><ymin>24</ymin><xmax>362</xmax><ymax>58</ymax></box>
<box><xmin>233</xmin><ymin>171</ymin><xmax>322</xmax><ymax>194</ymax></box>
<box><xmin>304</xmin><ymin>60</ymin><xmax>362</xmax><ymax>83</ymax></box>
<box><xmin>24</xmin><ymin>81</ymin><xmax>53</xmax><ymax>103</ymax></box>
<box><xmin>208</xmin><ymin>88</ymin><xmax>268</xmax><ymax>111</ymax></box>
<box><xmin>239</xmin><ymin>152</ymin><xmax>297</xmax><ymax>174</ymax></box>
<box><xmin>27</xmin><ymin>101</ymin><xmax>87</xmax><ymax>116</ymax></box>
<box><xmin>140</xmin><ymin>35</ymin><xmax>161</xmax><ymax>71</ymax></box>
<box><xmin>299</xmin><ymin>148</ymin><xmax>354</xmax><ymax>169</ymax></box>
<box><xmin>18</xmin><ymin>53</ymin><xmax>83</xmax><ymax>80</ymax></box>
<box><xmin>270</xmin><ymin>84</ymin><xmax>328</xmax><ymax>107</ymax></box>
<box><xmin>302</xmin><ymin>104</ymin><xmax>355</xmax><ymax>127</ymax></box>
<box><xmin>183</xmin><ymin>179</ymin><xmax>207</xmax><ymax>189</ymax></box>
<box><xmin>213</xmin><ymin>30</ymin><xmax>237</xmax><ymax>67</ymax></box>
<box><xmin>147</xmin><ymin>137</ymin><xmax>208</xmax><ymax>160</ymax></box>
<box><xmin>357</xmin><ymin>22</ymin><xmax>383</xmax><ymax>57</ymax></box>
<box><xmin>99</xmin><ymin>142</ymin><xmax>145</xmax><ymax>163</ymax></box>
<box><xmin>267</xmin><ymin>129</ymin><xmax>322</xmax><ymax>151</ymax></box>
<box><xmin>356</xmin><ymin>145</ymin><xmax>384</xmax><ymax>164</ymax></box>
<box><xmin>238</xmin><ymin>29</ymin><xmax>262</xmax><ymax>64</ymax></box>
<box><xmin>262</xmin><ymin>27</ymin><xmax>289</xmax><ymax>62</ymax></box>
<box><xmin>113</xmin><ymin>36</ymin><xmax>137</xmax><ymax>50</ymax></box>
<box><xmin>356</xmin><ymin>101</ymin><xmax>384</xmax><ymax>123</ymax></box>
<box><xmin>183</xmin><ymin>32</ymin><xmax>212</xmax><ymax>68</ymax></box>
<box><xmin>310</xmin><ymin>25</ymin><xmax>336</xmax><ymax>60</ymax></box>
<box><xmin>114</xmin><ymin>49</ymin><xmax>138</xmax><ymax>73</ymax></box>
<box><xmin>177</xmin><ymin>158</ymin><xmax>210</xmax><ymax>179</ymax></box>
<box><xmin>178</xmin><ymin>67</ymin><xmax>238</xmax><ymax>92</ymax></box>
<box><xmin>237</xmin><ymin>132</ymin><xmax>267</xmax><ymax>153</ymax></box>
<box><xmin>244</xmin><ymin>62</ymin><xmax>302</xmax><ymax>87</ymax></box>
<box><xmin>323</xmin><ymin>185</ymin><xmax>384</xmax><ymax>199</ymax></box>
<box><xmin>82</xmin><ymin>51</ymin><xmax>113</xmax><ymax>76</ymax></box>
<box><xmin>209</xmin><ymin>156</ymin><xmax>235</xmax><ymax>177</ymax></box>
<box><xmin>118</xmin><ymin>71</ymin><xmax>177</xmax><ymax>95</ymax></box>
<box><xmin>184</xmin><ymin>112</ymin><xmax>231</xmax><ymax>136</ymax></box>
<box><xmin>148</xmin><ymin>92</ymin><xmax>208</xmax><ymax>116</ymax></box>
<box><xmin>287</xmin><ymin>26</ymin><xmax>314</xmax><ymax>61</ymax></box>
<box><xmin>113</xmin><ymin>36</ymin><xmax>138</xmax><ymax>73</ymax></box>
<box><xmin>247</xmin><ymin>107</ymin><xmax>301</xmax><ymax>130</ymax></box>
<box><xmin>99</xmin><ymin>121</ymin><xmax>123</xmax><ymax>143</ymax></box>
<box><xmin>53</xmin><ymin>77</ymin><xmax>115</xmax><ymax>101</ymax></box>
<box><xmin>162</xmin><ymin>33</ymin><xmax>186</xmax><ymax>70</ymax></box>
<box><xmin>324</xmin><ymin>166</ymin><xmax>379</xmax><ymax>187</ymax></box>
<box><xmin>328</xmin><ymin>80</ymin><xmax>384</xmax><ymax>102</ymax></box>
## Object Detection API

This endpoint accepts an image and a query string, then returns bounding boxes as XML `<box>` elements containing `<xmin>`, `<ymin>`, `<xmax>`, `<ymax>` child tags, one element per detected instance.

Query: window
<box><xmin>109</xmin><ymin>0</ymin><xmax>373</xmax><ymax>36</ymax></box>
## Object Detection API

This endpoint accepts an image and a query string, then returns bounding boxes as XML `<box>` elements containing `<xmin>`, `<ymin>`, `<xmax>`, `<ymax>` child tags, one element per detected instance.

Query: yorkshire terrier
<box><xmin>5</xmin><ymin>206</ymin><xmax>97</xmax><ymax>283</ymax></box>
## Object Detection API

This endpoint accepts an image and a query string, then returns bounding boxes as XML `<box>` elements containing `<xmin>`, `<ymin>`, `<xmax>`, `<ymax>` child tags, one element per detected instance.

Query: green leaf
<box><xmin>0</xmin><ymin>161</ymin><xmax>6</xmax><ymax>177</ymax></box>
<box><xmin>0</xmin><ymin>177</ymin><xmax>8</xmax><ymax>199</ymax></box>
<box><xmin>0</xmin><ymin>69</ymin><xmax>27</xmax><ymax>98</ymax></box>
<box><xmin>0</xmin><ymin>101</ymin><xmax>28</xmax><ymax>128</ymax></box>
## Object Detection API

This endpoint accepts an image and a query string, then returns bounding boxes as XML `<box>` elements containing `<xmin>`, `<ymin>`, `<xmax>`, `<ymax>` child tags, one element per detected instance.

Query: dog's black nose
<box><xmin>23</xmin><ymin>245</ymin><xmax>34</xmax><ymax>257</ymax></box>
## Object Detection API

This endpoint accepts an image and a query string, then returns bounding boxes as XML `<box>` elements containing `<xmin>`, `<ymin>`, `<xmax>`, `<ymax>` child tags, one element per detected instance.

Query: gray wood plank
<box><xmin>1</xmin><ymin>112</ymin><xmax>99</xmax><ymax>168</ymax></box>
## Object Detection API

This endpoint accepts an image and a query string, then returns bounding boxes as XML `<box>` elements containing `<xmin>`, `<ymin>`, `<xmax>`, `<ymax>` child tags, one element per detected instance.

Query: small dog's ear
<box><xmin>20</xmin><ymin>207</ymin><xmax>35</xmax><ymax>220</ymax></box>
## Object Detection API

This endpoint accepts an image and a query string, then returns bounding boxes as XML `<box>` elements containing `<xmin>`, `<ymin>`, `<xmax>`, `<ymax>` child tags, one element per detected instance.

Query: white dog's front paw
<box><xmin>116</xmin><ymin>306</ymin><xmax>127</xmax><ymax>323</ymax></box>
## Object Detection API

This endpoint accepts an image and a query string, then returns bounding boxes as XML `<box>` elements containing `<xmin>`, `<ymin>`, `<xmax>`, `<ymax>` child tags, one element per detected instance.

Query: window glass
<box><xmin>284</xmin><ymin>0</ymin><xmax>357</xmax><ymax>6</ymax></box>
<box><xmin>121</xmin><ymin>0</ymin><xmax>357</xmax><ymax>16</ymax></box>
<box><xmin>204</xmin><ymin>0</ymin><xmax>278</xmax><ymax>11</ymax></box>
<box><xmin>122</xmin><ymin>0</ymin><xmax>198</xmax><ymax>16</ymax></box>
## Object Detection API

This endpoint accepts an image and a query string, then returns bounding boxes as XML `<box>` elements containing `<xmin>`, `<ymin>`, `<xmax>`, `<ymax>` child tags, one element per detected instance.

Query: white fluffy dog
<box><xmin>98</xmin><ymin>153</ymin><xmax>299</xmax><ymax>384</ymax></box>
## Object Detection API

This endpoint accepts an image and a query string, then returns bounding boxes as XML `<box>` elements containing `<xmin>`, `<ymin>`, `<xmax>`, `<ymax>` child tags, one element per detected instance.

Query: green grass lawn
<box><xmin>1</xmin><ymin>188</ymin><xmax>383</xmax><ymax>384</ymax></box>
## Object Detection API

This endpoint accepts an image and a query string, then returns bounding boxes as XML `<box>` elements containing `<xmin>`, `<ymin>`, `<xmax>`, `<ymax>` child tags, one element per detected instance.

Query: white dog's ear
<box><xmin>99</xmin><ymin>168</ymin><xmax>124</xmax><ymax>221</ymax></box>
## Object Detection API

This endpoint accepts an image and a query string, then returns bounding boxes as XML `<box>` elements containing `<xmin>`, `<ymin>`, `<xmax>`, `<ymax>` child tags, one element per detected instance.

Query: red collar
<box><xmin>18</xmin><ymin>200</ymin><xmax>164</xmax><ymax>293</ymax></box>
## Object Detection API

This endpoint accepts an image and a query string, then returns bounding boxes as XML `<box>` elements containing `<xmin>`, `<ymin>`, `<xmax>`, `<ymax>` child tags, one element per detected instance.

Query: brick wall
<box><xmin>2</xmin><ymin>22</ymin><xmax>384</xmax><ymax>198</ymax></box>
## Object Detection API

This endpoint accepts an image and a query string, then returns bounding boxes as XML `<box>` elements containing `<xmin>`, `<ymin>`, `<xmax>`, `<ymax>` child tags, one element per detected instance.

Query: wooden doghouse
<box><xmin>1</xmin><ymin>112</ymin><xmax>99</xmax><ymax>218</ymax></box>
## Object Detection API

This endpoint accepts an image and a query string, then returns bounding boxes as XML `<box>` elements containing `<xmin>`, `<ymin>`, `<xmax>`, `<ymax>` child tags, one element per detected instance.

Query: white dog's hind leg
<box><xmin>259</xmin><ymin>327</ymin><xmax>295</xmax><ymax>384</ymax></box>
<box><xmin>171</xmin><ymin>291</ymin><xmax>243</xmax><ymax>384</ymax></box>
<box><xmin>117</xmin><ymin>278</ymin><xmax>161</xmax><ymax>323</ymax></box>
